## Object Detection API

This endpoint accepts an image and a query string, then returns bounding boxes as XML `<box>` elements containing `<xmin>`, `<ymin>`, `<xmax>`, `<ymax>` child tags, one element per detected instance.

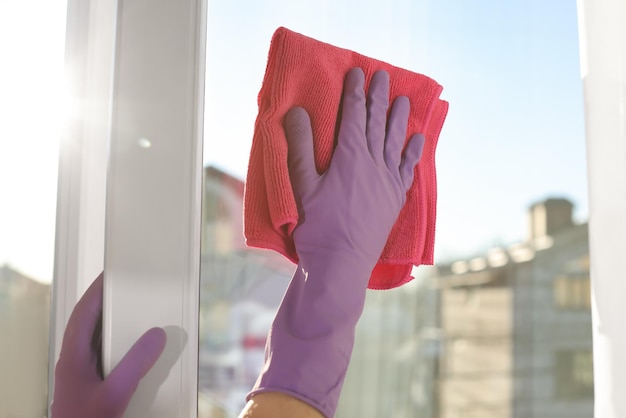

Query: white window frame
<box><xmin>50</xmin><ymin>0</ymin><xmax>206</xmax><ymax>416</ymax></box>
<box><xmin>577</xmin><ymin>1</ymin><xmax>626</xmax><ymax>418</ymax></box>
<box><xmin>50</xmin><ymin>0</ymin><xmax>117</xmax><ymax>393</ymax></box>
<box><xmin>51</xmin><ymin>0</ymin><xmax>626</xmax><ymax>417</ymax></box>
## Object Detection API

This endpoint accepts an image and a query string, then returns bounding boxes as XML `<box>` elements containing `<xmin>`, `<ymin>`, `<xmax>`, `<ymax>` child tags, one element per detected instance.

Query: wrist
<box><xmin>247</xmin><ymin>256</ymin><xmax>373</xmax><ymax>417</ymax></box>
<box><xmin>297</xmin><ymin>249</ymin><xmax>377</xmax><ymax>285</ymax></box>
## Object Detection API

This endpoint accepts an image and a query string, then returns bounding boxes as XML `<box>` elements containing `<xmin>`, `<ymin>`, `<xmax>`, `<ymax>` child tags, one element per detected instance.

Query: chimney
<box><xmin>528</xmin><ymin>198</ymin><xmax>574</xmax><ymax>241</ymax></box>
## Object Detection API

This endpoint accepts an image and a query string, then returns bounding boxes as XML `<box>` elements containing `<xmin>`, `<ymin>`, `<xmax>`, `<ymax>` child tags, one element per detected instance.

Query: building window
<box><xmin>554</xmin><ymin>275</ymin><xmax>591</xmax><ymax>310</ymax></box>
<box><xmin>555</xmin><ymin>350</ymin><xmax>594</xmax><ymax>399</ymax></box>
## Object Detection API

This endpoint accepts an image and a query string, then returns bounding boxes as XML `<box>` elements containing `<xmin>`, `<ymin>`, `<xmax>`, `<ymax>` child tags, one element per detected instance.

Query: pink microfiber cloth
<box><xmin>244</xmin><ymin>27</ymin><xmax>449</xmax><ymax>289</ymax></box>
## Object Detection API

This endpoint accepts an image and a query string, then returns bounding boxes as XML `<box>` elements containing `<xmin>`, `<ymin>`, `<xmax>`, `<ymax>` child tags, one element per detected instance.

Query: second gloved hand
<box><xmin>247</xmin><ymin>67</ymin><xmax>425</xmax><ymax>417</ymax></box>
<box><xmin>50</xmin><ymin>273</ymin><xmax>166</xmax><ymax>418</ymax></box>
<box><xmin>288</xmin><ymin>68</ymin><xmax>425</xmax><ymax>274</ymax></box>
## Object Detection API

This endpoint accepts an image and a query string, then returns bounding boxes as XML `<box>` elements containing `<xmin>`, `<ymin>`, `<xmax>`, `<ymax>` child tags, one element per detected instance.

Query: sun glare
<box><xmin>0</xmin><ymin>0</ymin><xmax>68</xmax><ymax>284</ymax></box>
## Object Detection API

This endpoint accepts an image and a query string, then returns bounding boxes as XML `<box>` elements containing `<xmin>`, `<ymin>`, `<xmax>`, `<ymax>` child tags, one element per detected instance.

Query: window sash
<box><xmin>50</xmin><ymin>0</ymin><xmax>206</xmax><ymax>416</ymax></box>
<box><xmin>51</xmin><ymin>1</ymin><xmax>626</xmax><ymax>417</ymax></box>
<box><xmin>577</xmin><ymin>0</ymin><xmax>626</xmax><ymax>417</ymax></box>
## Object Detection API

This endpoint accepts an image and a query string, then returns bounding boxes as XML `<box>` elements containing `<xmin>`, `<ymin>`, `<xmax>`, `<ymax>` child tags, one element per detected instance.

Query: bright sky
<box><xmin>204</xmin><ymin>0</ymin><xmax>588</xmax><ymax>261</ymax></box>
<box><xmin>1</xmin><ymin>0</ymin><xmax>587</xmax><ymax>283</ymax></box>
<box><xmin>0</xmin><ymin>0</ymin><xmax>68</xmax><ymax>283</ymax></box>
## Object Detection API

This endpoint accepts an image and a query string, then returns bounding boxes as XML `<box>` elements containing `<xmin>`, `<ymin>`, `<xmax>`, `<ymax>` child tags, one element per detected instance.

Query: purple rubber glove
<box><xmin>247</xmin><ymin>68</ymin><xmax>425</xmax><ymax>417</ymax></box>
<box><xmin>50</xmin><ymin>273</ymin><xmax>167</xmax><ymax>418</ymax></box>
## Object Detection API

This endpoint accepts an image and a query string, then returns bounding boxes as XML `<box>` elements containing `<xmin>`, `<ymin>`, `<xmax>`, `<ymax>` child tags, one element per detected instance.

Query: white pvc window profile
<box><xmin>102</xmin><ymin>0</ymin><xmax>207</xmax><ymax>417</ymax></box>
<box><xmin>50</xmin><ymin>0</ymin><xmax>626</xmax><ymax>416</ymax></box>
<box><xmin>577</xmin><ymin>1</ymin><xmax>626</xmax><ymax>417</ymax></box>
<box><xmin>49</xmin><ymin>0</ymin><xmax>117</xmax><ymax>405</ymax></box>
<box><xmin>50</xmin><ymin>0</ymin><xmax>207</xmax><ymax>416</ymax></box>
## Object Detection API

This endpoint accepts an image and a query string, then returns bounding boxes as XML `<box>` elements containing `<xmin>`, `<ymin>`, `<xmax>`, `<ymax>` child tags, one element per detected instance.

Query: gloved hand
<box><xmin>247</xmin><ymin>67</ymin><xmax>425</xmax><ymax>417</ymax></box>
<box><xmin>50</xmin><ymin>273</ymin><xmax>167</xmax><ymax>418</ymax></box>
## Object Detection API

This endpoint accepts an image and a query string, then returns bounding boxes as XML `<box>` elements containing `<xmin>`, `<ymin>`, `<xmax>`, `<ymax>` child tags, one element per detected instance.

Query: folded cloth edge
<box><xmin>244</xmin><ymin>26</ymin><xmax>448</xmax><ymax>290</ymax></box>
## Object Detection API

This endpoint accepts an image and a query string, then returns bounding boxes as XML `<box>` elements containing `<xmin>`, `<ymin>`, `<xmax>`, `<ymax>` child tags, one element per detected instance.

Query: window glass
<box><xmin>555</xmin><ymin>350</ymin><xmax>594</xmax><ymax>399</ymax></box>
<box><xmin>200</xmin><ymin>1</ymin><xmax>592</xmax><ymax>417</ymax></box>
<box><xmin>554</xmin><ymin>274</ymin><xmax>591</xmax><ymax>311</ymax></box>
<box><xmin>0</xmin><ymin>0</ymin><xmax>67</xmax><ymax>416</ymax></box>
<box><xmin>0</xmin><ymin>1</ymin><xmax>593</xmax><ymax>417</ymax></box>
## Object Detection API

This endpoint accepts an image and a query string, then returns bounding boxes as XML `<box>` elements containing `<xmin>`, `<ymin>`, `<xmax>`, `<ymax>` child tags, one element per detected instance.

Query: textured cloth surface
<box><xmin>244</xmin><ymin>27</ymin><xmax>449</xmax><ymax>289</ymax></box>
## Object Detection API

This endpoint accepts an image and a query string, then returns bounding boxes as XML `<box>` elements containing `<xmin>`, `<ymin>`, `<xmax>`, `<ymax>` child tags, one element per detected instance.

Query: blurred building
<box><xmin>338</xmin><ymin>198</ymin><xmax>592</xmax><ymax>418</ymax></box>
<box><xmin>199</xmin><ymin>165</ymin><xmax>445</xmax><ymax>418</ymax></box>
<box><xmin>197</xmin><ymin>167</ymin><xmax>593</xmax><ymax>418</ymax></box>
<box><xmin>432</xmin><ymin>198</ymin><xmax>592</xmax><ymax>418</ymax></box>
<box><xmin>337</xmin><ymin>275</ymin><xmax>441</xmax><ymax>418</ymax></box>
<box><xmin>0</xmin><ymin>264</ymin><xmax>50</xmax><ymax>418</ymax></box>
<box><xmin>198</xmin><ymin>166</ymin><xmax>293</xmax><ymax>416</ymax></box>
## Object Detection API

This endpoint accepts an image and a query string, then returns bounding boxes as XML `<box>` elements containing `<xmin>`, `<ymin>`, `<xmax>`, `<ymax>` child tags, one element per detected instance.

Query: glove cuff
<box><xmin>247</xmin><ymin>261</ymin><xmax>371</xmax><ymax>417</ymax></box>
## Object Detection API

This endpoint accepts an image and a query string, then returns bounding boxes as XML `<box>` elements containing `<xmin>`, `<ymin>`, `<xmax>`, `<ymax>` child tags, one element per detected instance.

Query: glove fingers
<box><xmin>103</xmin><ymin>327</ymin><xmax>167</xmax><ymax>411</ymax></box>
<box><xmin>385</xmin><ymin>95</ymin><xmax>411</xmax><ymax>172</ymax></box>
<box><xmin>285</xmin><ymin>106</ymin><xmax>318</xmax><ymax>195</ymax></box>
<box><xmin>399</xmin><ymin>133</ymin><xmax>425</xmax><ymax>189</ymax></box>
<box><xmin>60</xmin><ymin>272</ymin><xmax>104</xmax><ymax>368</ymax></box>
<box><xmin>335</xmin><ymin>67</ymin><xmax>366</xmax><ymax>156</ymax></box>
<box><xmin>366</xmin><ymin>70</ymin><xmax>390</xmax><ymax>159</ymax></box>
